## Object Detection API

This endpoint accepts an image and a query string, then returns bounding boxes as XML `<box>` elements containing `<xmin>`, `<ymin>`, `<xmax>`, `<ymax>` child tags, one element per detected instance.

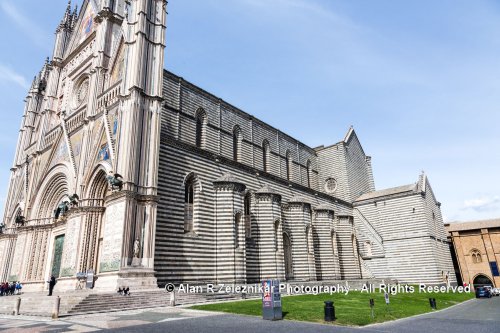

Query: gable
<box><xmin>65</xmin><ymin>0</ymin><xmax>99</xmax><ymax>58</ymax></box>
<box><xmin>110</xmin><ymin>41</ymin><xmax>125</xmax><ymax>85</ymax></box>
<box><xmin>47</xmin><ymin>134</ymin><xmax>71</xmax><ymax>171</ymax></box>
<box><xmin>69</xmin><ymin>129</ymin><xmax>85</xmax><ymax>168</ymax></box>
<box><xmin>92</xmin><ymin>125</ymin><xmax>111</xmax><ymax>165</ymax></box>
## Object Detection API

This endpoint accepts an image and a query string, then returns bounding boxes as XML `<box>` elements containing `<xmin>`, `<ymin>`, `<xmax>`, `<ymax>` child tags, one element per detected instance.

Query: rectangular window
<box><xmin>490</xmin><ymin>262</ymin><xmax>500</xmax><ymax>277</ymax></box>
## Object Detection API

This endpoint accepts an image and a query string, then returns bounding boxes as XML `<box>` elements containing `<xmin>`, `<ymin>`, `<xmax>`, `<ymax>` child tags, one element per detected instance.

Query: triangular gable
<box><xmin>107</xmin><ymin>108</ymin><xmax>120</xmax><ymax>143</ymax></box>
<box><xmin>69</xmin><ymin>130</ymin><xmax>85</xmax><ymax>168</ymax></box>
<box><xmin>109</xmin><ymin>41</ymin><xmax>125</xmax><ymax>85</ymax></box>
<box><xmin>109</xmin><ymin>25</ymin><xmax>124</xmax><ymax>63</ymax></box>
<box><xmin>46</xmin><ymin>133</ymin><xmax>71</xmax><ymax>172</ymax></box>
<box><xmin>343</xmin><ymin>126</ymin><xmax>355</xmax><ymax>144</ymax></box>
<box><xmin>343</xmin><ymin>126</ymin><xmax>368</xmax><ymax>157</ymax></box>
<box><xmin>64</xmin><ymin>0</ymin><xmax>99</xmax><ymax>58</ymax></box>
<box><xmin>97</xmin><ymin>140</ymin><xmax>111</xmax><ymax>163</ymax></box>
<box><xmin>93</xmin><ymin>125</ymin><xmax>111</xmax><ymax>164</ymax></box>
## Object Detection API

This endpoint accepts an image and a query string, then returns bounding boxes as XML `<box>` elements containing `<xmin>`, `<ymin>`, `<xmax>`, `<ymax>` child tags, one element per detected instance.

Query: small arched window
<box><xmin>263</xmin><ymin>140</ymin><xmax>270</xmax><ymax>172</ymax></box>
<box><xmin>184</xmin><ymin>176</ymin><xmax>195</xmax><ymax>233</ymax></box>
<box><xmin>233</xmin><ymin>126</ymin><xmax>242</xmax><ymax>162</ymax></box>
<box><xmin>235</xmin><ymin>212</ymin><xmax>241</xmax><ymax>248</ymax></box>
<box><xmin>305</xmin><ymin>226</ymin><xmax>311</xmax><ymax>254</ymax></box>
<box><xmin>331</xmin><ymin>231</ymin><xmax>336</xmax><ymax>256</ymax></box>
<box><xmin>306</xmin><ymin>160</ymin><xmax>312</xmax><ymax>188</ymax></box>
<box><xmin>274</xmin><ymin>220</ymin><xmax>280</xmax><ymax>251</ymax></box>
<box><xmin>244</xmin><ymin>193</ymin><xmax>252</xmax><ymax>238</ymax></box>
<box><xmin>364</xmin><ymin>241</ymin><xmax>373</xmax><ymax>257</ymax></box>
<box><xmin>286</xmin><ymin>151</ymin><xmax>292</xmax><ymax>181</ymax></box>
<box><xmin>195</xmin><ymin>109</ymin><xmax>207</xmax><ymax>149</ymax></box>
<box><xmin>471</xmin><ymin>249</ymin><xmax>482</xmax><ymax>263</ymax></box>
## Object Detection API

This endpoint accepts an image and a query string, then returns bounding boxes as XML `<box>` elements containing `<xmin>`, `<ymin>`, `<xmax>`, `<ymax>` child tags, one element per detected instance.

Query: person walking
<box><xmin>15</xmin><ymin>281</ymin><xmax>22</xmax><ymax>295</ymax></box>
<box><xmin>47</xmin><ymin>276</ymin><xmax>56</xmax><ymax>296</ymax></box>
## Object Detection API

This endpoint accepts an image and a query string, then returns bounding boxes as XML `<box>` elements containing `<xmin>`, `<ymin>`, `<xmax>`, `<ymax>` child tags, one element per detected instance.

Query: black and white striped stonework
<box><xmin>153</xmin><ymin>70</ymin><xmax>457</xmax><ymax>286</ymax></box>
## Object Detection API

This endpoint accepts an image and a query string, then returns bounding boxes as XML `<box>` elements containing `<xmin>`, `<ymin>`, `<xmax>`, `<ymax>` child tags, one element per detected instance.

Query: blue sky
<box><xmin>0</xmin><ymin>0</ymin><xmax>499</xmax><ymax>222</ymax></box>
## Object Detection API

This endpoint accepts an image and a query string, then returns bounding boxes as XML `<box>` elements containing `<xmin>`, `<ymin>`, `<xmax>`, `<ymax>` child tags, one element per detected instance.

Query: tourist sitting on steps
<box><xmin>123</xmin><ymin>287</ymin><xmax>130</xmax><ymax>296</ymax></box>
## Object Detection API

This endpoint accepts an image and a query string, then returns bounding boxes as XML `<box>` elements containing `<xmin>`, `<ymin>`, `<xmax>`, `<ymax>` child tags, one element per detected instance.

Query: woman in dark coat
<box><xmin>47</xmin><ymin>276</ymin><xmax>56</xmax><ymax>296</ymax></box>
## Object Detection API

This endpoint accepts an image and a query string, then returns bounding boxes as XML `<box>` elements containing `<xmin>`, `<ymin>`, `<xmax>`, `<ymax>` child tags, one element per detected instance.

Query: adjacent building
<box><xmin>446</xmin><ymin>219</ymin><xmax>500</xmax><ymax>287</ymax></box>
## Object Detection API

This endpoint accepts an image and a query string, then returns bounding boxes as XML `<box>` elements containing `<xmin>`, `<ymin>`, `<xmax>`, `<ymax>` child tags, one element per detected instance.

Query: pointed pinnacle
<box><xmin>63</xmin><ymin>0</ymin><xmax>72</xmax><ymax>24</ymax></box>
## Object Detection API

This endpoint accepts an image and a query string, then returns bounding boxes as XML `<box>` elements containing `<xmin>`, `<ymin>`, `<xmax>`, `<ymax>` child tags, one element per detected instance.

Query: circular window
<box><xmin>74</xmin><ymin>78</ymin><xmax>89</xmax><ymax>107</ymax></box>
<box><xmin>324</xmin><ymin>178</ymin><xmax>337</xmax><ymax>194</ymax></box>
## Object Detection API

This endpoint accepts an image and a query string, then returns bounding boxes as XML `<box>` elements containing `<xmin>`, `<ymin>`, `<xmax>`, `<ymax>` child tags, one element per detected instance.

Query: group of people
<box><xmin>0</xmin><ymin>281</ymin><xmax>22</xmax><ymax>296</ymax></box>
<box><xmin>117</xmin><ymin>287</ymin><xmax>131</xmax><ymax>296</ymax></box>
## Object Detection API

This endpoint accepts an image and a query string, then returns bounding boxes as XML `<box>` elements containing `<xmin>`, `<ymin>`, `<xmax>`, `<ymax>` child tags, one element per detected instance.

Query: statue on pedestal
<box><xmin>133</xmin><ymin>238</ymin><xmax>140</xmax><ymax>258</ymax></box>
<box><xmin>54</xmin><ymin>201</ymin><xmax>70</xmax><ymax>220</ymax></box>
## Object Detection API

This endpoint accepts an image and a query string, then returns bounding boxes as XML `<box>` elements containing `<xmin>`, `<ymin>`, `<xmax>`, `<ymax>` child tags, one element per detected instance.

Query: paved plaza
<box><xmin>0</xmin><ymin>297</ymin><xmax>498</xmax><ymax>332</ymax></box>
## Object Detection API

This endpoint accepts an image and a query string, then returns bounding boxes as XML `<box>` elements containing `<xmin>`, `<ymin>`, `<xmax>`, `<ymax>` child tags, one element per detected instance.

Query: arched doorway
<box><xmin>283</xmin><ymin>232</ymin><xmax>293</xmax><ymax>280</ymax></box>
<box><xmin>81</xmin><ymin>169</ymin><xmax>109</xmax><ymax>276</ymax></box>
<box><xmin>473</xmin><ymin>274</ymin><xmax>493</xmax><ymax>288</ymax></box>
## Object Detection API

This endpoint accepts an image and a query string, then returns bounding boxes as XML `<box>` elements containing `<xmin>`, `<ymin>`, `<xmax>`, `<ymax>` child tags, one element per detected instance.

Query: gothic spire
<box><xmin>72</xmin><ymin>4</ymin><xmax>79</xmax><ymax>29</ymax></box>
<box><xmin>57</xmin><ymin>0</ymin><xmax>73</xmax><ymax>32</ymax></box>
<box><xmin>30</xmin><ymin>76</ymin><xmax>37</xmax><ymax>91</ymax></box>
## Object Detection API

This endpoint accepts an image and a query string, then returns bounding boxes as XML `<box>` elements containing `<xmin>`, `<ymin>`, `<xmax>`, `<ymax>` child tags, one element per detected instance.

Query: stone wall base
<box><xmin>93</xmin><ymin>269</ymin><xmax>158</xmax><ymax>291</ymax></box>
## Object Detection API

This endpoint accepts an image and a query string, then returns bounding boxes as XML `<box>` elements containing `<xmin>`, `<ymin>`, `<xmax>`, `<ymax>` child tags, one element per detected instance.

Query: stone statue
<box><xmin>133</xmin><ymin>238</ymin><xmax>140</xmax><ymax>258</ymax></box>
<box><xmin>68</xmin><ymin>193</ymin><xmax>79</xmax><ymax>207</ymax></box>
<box><xmin>54</xmin><ymin>201</ymin><xmax>70</xmax><ymax>220</ymax></box>
<box><xmin>15</xmin><ymin>215</ymin><xmax>25</xmax><ymax>225</ymax></box>
<box><xmin>106</xmin><ymin>171</ymin><xmax>124</xmax><ymax>191</ymax></box>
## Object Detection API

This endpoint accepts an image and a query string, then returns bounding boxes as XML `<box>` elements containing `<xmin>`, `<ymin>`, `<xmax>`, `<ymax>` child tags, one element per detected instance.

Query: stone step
<box><xmin>65</xmin><ymin>290</ymin><xmax>242</xmax><ymax>315</ymax></box>
<box><xmin>1</xmin><ymin>279</ymin><xmax>392</xmax><ymax>317</ymax></box>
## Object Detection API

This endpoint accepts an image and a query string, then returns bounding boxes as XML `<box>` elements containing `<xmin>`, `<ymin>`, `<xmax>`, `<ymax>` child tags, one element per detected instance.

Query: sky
<box><xmin>0</xmin><ymin>0</ymin><xmax>499</xmax><ymax>223</ymax></box>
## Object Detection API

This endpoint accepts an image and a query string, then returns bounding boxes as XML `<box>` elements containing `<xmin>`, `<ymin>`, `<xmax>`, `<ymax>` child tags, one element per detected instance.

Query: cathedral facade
<box><xmin>0</xmin><ymin>0</ymin><xmax>455</xmax><ymax>292</ymax></box>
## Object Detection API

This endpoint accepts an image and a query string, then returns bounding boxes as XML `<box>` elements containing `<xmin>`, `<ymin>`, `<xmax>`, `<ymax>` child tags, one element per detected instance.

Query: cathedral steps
<box><xmin>0</xmin><ymin>279</ymin><xmax>394</xmax><ymax>317</ymax></box>
<box><xmin>66</xmin><ymin>290</ymin><xmax>243</xmax><ymax>315</ymax></box>
<box><xmin>0</xmin><ymin>291</ymin><xmax>90</xmax><ymax>316</ymax></box>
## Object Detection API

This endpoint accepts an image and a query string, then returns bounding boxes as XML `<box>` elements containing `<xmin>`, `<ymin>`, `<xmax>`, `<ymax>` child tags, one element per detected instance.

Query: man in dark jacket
<box><xmin>47</xmin><ymin>276</ymin><xmax>56</xmax><ymax>296</ymax></box>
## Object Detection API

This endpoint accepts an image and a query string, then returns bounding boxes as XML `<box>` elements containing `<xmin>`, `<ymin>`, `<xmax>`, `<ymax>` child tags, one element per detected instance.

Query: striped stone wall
<box><xmin>155</xmin><ymin>136</ymin><xmax>359</xmax><ymax>284</ymax></box>
<box><xmin>162</xmin><ymin>71</ymin><xmax>320</xmax><ymax>191</ymax></box>
<box><xmin>315</xmin><ymin>129</ymin><xmax>375</xmax><ymax>203</ymax></box>
<box><xmin>353</xmin><ymin>176</ymin><xmax>457</xmax><ymax>284</ymax></box>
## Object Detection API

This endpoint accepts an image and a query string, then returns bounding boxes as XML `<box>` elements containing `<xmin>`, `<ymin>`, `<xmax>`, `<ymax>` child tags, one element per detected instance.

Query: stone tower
<box><xmin>0</xmin><ymin>0</ymin><xmax>167</xmax><ymax>291</ymax></box>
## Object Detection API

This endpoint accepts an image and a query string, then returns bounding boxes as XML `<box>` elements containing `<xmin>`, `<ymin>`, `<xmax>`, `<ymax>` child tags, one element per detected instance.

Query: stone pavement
<box><xmin>367</xmin><ymin>296</ymin><xmax>499</xmax><ymax>333</ymax></box>
<box><xmin>0</xmin><ymin>296</ymin><xmax>498</xmax><ymax>332</ymax></box>
<box><xmin>0</xmin><ymin>307</ymin><xmax>221</xmax><ymax>332</ymax></box>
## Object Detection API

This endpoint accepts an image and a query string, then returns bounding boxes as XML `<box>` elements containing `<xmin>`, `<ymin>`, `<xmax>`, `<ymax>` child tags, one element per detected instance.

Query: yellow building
<box><xmin>446</xmin><ymin>219</ymin><xmax>500</xmax><ymax>288</ymax></box>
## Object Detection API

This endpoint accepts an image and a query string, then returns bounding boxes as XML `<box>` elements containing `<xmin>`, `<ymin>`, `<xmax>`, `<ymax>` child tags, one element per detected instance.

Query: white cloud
<box><xmin>463</xmin><ymin>195</ymin><xmax>500</xmax><ymax>212</ymax></box>
<box><xmin>0</xmin><ymin>64</ymin><xmax>29</xmax><ymax>89</ymax></box>
<box><xmin>0</xmin><ymin>1</ymin><xmax>50</xmax><ymax>50</ymax></box>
